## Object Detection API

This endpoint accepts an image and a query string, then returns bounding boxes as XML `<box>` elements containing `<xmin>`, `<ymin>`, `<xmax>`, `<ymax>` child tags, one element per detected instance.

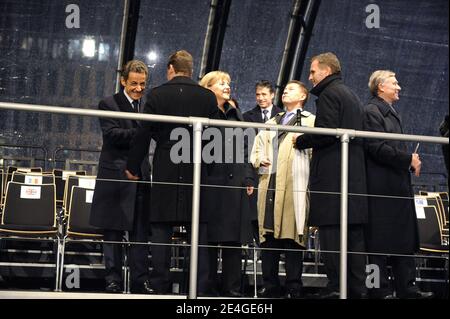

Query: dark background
<box><xmin>0</xmin><ymin>0</ymin><xmax>448</xmax><ymax>187</ymax></box>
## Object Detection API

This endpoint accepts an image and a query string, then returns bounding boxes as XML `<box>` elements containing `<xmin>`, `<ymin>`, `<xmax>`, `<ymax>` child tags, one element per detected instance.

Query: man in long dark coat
<box><xmin>294</xmin><ymin>52</ymin><xmax>368</xmax><ymax>298</ymax></box>
<box><xmin>90</xmin><ymin>60</ymin><xmax>153</xmax><ymax>294</ymax></box>
<box><xmin>126</xmin><ymin>50</ymin><xmax>218</xmax><ymax>294</ymax></box>
<box><xmin>364</xmin><ymin>70</ymin><xmax>434</xmax><ymax>299</ymax></box>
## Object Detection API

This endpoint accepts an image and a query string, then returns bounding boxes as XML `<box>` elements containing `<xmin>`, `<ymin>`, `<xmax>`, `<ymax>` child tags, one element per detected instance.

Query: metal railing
<box><xmin>0</xmin><ymin>101</ymin><xmax>448</xmax><ymax>299</ymax></box>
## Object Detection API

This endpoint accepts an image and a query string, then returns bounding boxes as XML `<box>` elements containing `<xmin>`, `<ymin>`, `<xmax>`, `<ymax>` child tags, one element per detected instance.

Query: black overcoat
<box><xmin>202</xmin><ymin>104</ymin><xmax>254</xmax><ymax>243</ymax></box>
<box><xmin>127</xmin><ymin>76</ymin><xmax>218</xmax><ymax>224</ymax></box>
<box><xmin>90</xmin><ymin>92</ymin><xmax>151</xmax><ymax>231</ymax></box>
<box><xmin>295</xmin><ymin>74</ymin><xmax>368</xmax><ymax>226</ymax></box>
<box><xmin>363</xmin><ymin>96</ymin><xmax>419</xmax><ymax>254</ymax></box>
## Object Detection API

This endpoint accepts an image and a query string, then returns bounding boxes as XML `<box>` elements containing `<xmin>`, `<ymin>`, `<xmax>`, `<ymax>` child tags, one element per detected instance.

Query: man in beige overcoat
<box><xmin>251</xmin><ymin>80</ymin><xmax>315</xmax><ymax>298</ymax></box>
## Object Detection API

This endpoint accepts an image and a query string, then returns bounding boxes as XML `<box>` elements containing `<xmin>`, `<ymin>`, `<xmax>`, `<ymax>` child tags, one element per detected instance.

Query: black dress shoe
<box><xmin>131</xmin><ymin>280</ymin><xmax>156</xmax><ymax>294</ymax></box>
<box><xmin>312</xmin><ymin>289</ymin><xmax>340</xmax><ymax>299</ymax></box>
<box><xmin>224</xmin><ymin>290</ymin><xmax>242</xmax><ymax>298</ymax></box>
<box><xmin>105</xmin><ymin>281</ymin><xmax>122</xmax><ymax>293</ymax></box>
<box><xmin>382</xmin><ymin>294</ymin><xmax>398</xmax><ymax>299</ymax></box>
<box><xmin>400</xmin><ymin>290</ymin><xmax>434</xmax><ymax>299</ymax></box>
<box><xmin>285</xmin><ymin>289</ymin><xmax>303</xmax><ymax>299</ymax></box>
<box><xmin>258</xmin><ymin>287</ymin><xmax>281</xmax><ymax>298</ymax></box>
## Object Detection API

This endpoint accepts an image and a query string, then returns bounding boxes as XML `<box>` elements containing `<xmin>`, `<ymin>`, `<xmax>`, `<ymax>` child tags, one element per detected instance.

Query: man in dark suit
<box><xmin>364</xmin><ymin>70</ymin><xmax>433</xmax><ymax>299</ymax></box>
<box><xmin>90</xmin><ymin>60</ymin><xmax>153</xmax><ymax>294</ymax></box>
<box><xmin>126</xmin><ymin>50</ymin><xmax>218</xmax><ymax>295</ymax></box>
<box><xmin>294</xmin><ymin>52</ymin><xmax>368</xmax><ymax>298</ymax></box>
<box><xmin>243</xmin><ymin>80</ymin><xmax>283</xmax><ymax>124</ymax></box>
<box><xmin>243</xmin><ymin>81</ymin><xmax>283</xmax><ymax>247</ymax></box>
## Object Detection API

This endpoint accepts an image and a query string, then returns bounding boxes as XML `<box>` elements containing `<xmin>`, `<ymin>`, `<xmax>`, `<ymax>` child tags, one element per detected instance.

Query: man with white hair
<box><xmin>363</xmin><ymin>70</ymin><xmax>434</xmax><ymax>299</ymax></box>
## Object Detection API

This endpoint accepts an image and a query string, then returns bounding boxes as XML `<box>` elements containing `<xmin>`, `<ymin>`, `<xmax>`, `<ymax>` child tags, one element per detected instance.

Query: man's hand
<box><xmin>410</xmin><ymin>153</ymin><xmax>421</xmax><ymax>177</ymax></box>
<box><xmin>260</xmin><ymin>159</ymin><xmax>271</xmax><ymax>167</ymax></box>
<box><xmin>246</xmin><ymin>186</ymin><xmax>254</xmax><ymax>196</ymax></box>
<box><xmin>125</xmin><ymin>169</ymin><xmax>140</xmax><ymax>180</ymax></box>
<box><xmin>292</xmin><ymin>133</ymin><xmax>300</xmax><ymax>145</ymax></box>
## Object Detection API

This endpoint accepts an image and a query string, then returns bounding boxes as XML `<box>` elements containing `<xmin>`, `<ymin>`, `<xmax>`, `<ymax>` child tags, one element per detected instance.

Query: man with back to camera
<box><xmin>363</xmin><ymin>70</ymin><xmax>434</xmax><ymax>299</ymax></box>
<box><xmin>293</xmin><ymin>52</ymin><xmax>368</xmax><ymax>298</ymax></box>
<box><xmin>125</xmin><ymin>50</ymin><xmax>218</xmax><ymax>295</ymax></box>
<box><xmin>90</xmin><ymin>60</ymin><xmax>153</xmax><ymax>294</ymax></box>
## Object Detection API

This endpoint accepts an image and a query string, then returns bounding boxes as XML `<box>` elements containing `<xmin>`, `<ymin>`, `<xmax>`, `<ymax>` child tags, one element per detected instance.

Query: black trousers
<box><xmin>149</xmin><ymin>222</ymin><xmax>210</xmax><ymax>294</ymax></box>
<box><xmin>208</xmin><ymin>242</ymin><xmax>242</xmax><ymax>293</ymax></box>
<box><xmin>369</xmin><ymin>254</ymin><xmax>418</xmax><ymax>298</ymax></box>
<box><xmin>318</xmin><ymin>224</ymin><xmax>367</xmax><ymax>296</ymax></box>
<box><xmin>260</xmin><ymin>234</ymin><xmax>303</xmax><ymax>291</ymax></box>
<box><xmin>103</xmin><ymin>184</ymin><xmax>150</xmax><ymax>286</ymax></box>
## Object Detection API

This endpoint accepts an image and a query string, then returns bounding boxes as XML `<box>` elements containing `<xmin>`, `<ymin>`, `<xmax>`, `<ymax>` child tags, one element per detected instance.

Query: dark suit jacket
<box><xmin>295</xmin><ymin>73</ymin><xmax>368</xmax><ymax>226</ymax></box>
<box><xmin>243</xmin><ymin>105</ymin><xmax>283</xmax><ymax>123</ymax></box>
<box><xmin>127</xmin><ymin>76</ymin><xmax>218</xmax><ymax>224</ymax></box>
<box><xmin>90</xmin><ymin>91</ymin><xmax>151</xmax><ymax>231</ymax></box>
<box><xmin>364</xmin><ymin>96</ymin><xmax>419</xmax><ymax>254</ymax></box>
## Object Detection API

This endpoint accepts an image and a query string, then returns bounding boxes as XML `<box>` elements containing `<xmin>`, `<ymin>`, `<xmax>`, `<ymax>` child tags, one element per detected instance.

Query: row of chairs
<box><xmin>1</xmin><ymin>166</ymin><xmax>87</xmax><ymax>205</ymax></box>
<box><xmin>0</xmin><ymin>167</ymin><xmax>448</xmax><ymax>293</ymax></box>
<box><xmin>0</xmin><ymin>170</ymin><xmax>102</xmax><ymax>291</ymax></box>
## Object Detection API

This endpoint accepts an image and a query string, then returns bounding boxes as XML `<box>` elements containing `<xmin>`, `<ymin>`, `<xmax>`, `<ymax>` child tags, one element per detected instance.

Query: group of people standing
<box><xmin>89</xmin><ymin>49</ymin><xmax>435</xmax><ymax>299</ymax></box>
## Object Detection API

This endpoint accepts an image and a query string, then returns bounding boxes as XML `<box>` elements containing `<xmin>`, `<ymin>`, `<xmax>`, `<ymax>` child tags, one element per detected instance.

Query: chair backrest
<box><xmin>5</xmin><ymin>166</ymin><xmax>43</xmax><ymax>192</ymax></box>
<box><xmin>63</xmin><ymin>175</ymin><xmax>96</xmax><ymax>212</ymax></box>
<box><xmin>438</xmin><ymin>192</ymin><xmax>449</xmax><ymax>226</ymax></box>
<box><xmin>0</xmin><ymin>168</ymin><xmax>3</xmax><ymax>207</ymax></box>
<box><xmin>416</xmin><ymin>205</ymin><xmax>442</xmax><ymax>249</ymax></box>
<box><xmin>1</xmin><ymin>182</ymin><xmax>56</xmax><ymax>227</ymax></box>
<box><xmin>67</xmin><ymin>186</ymin><xmax>102</xmax><ymax>236</ymax></box>
<box><xmin>11</xmin><ymin>171</ymin><xmax>55</xmax><ymax>185</ymax></box>
<box><xmin>4</xmin><ymin>166</ymin><xmax>17</xmax><ymax>192</ymax></box>
<box><xmin>425</xmin><ymin>196</ymin><xmax>446</xmax><ymax>231</ymax></box>
<box><xmin>53</xmin><ymin>169</ymin><xmax>86</xmax><ymax>205</ymax></box>
<box><xmin>419</xmin><ymin>191</ymin><xmax>448</xmax><ymax>228</ymax></box>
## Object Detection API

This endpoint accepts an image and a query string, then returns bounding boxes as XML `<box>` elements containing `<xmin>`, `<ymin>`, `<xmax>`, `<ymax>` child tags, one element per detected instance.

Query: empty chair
<box><xmin>0</xmin><ymin>181</ymin><xmax>57</xmax><ymax>233</ymax></box>
<box><xmin>66</xmin><ymin>186</ymin><xmax>102</xmax><ymax>237</ymax></box>
<box><xmin>0</xmin><ymin>169</ymin><xmax>3</xmax><ymax>213</ymax></box>
<box><xmin>417</xmin><ymin>205</ymin><xmax>447</xmax><ymax>253</ymax></box>
<box><xmin>419</xmin><ymin>191</ymin><xmax>449</xmax><ymax>236</ymax></box>
<box><xmin>0</xmin><ymin>181</ymin><xmax>61</xmax><ymax>289</ymax></box>
<box><xmin>62</xmin><ymin>175</ymin><xmax>96</xmax><ymax>215</ymax></box>
<box><xmin>58</xmin><ymin>185</ymin><xmax>102</xmax><ymax>291</ymax></box>
<box><xmin>426</xmin><ymin>196</ymin><xmax>448</xmax><ymax>238</ymax></box>
<box><xmin>53</xmin><ymin>169</ymin><xmax>86</xmax><ymax>207</ymax></box>
<box><xmin>440</xmin><ymin>192</ymin><xmax>449</xmax><ymax>226</ymax></box>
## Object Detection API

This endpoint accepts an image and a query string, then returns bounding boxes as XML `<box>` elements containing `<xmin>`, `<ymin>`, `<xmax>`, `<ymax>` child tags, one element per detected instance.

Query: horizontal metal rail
<box><xmin>0</xmin><ymin>101</ymin><xmax>448</xmax><ymax>299</ymax></box>
<box><xmin>0</xmin><ymin>102</ymin><xmax>447</xmax><ymax>144</ymax></box>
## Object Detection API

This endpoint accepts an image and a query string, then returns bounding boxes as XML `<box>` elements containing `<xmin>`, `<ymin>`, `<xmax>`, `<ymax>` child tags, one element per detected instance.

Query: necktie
<box><xmin>132</xmin><ymin>100</ymin><xmax>139</xmax><ymax>113</ymax></box>
<box><xmin>262</xmin><ymin>109</ymin><xmax>269</xmax><ymax>122</ymax></box>
<box><xmin>281</xmin><ymin>112</ymin><xmax>294</xmax><ymax>125</ymax></box>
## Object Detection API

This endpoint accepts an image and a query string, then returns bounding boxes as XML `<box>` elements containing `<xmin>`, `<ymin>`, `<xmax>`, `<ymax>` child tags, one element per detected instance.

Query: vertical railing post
<box><xmin>339</xmin><ymin>133</ymin><xmax>350</xmax><ymax>299</ymax></box>
<box><xmin>188</xmin><ymin>120</ymin><xmax>203</xmax><ymax>299</ymax></box>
